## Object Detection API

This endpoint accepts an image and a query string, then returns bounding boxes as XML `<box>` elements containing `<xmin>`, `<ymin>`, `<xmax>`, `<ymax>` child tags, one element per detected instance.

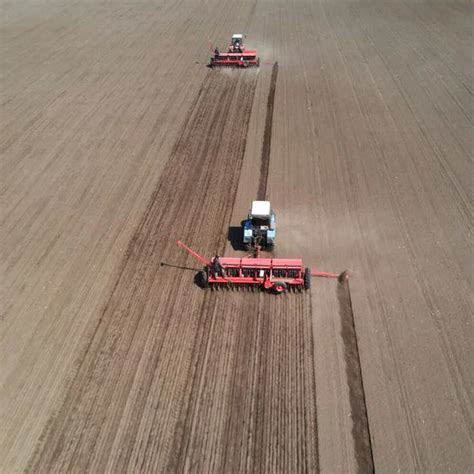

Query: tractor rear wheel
<box><xmin>304</xmin><ymin>268</ymin><xmax>311</xmax><ymax>290</ymax></box>
<box><xmin>273</xmin><ymin>282</ymin><xmax>287</xmax><ymax>294</ymax></box>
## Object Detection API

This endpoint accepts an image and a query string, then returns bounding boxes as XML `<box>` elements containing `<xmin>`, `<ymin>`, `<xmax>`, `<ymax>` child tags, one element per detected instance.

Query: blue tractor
<box><xmin>242</xmin><ymin>201</ymin><xmax>276</xmax><ymax>250</ymax></box>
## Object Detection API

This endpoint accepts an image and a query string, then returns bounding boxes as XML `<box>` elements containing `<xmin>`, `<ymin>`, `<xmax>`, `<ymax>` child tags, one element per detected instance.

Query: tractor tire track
<box><xmin>314</xmin><ymin>10</ymin><xmax>374</xmax><ymax>469</ymax></box>
<box><xmin>337</xmin><ymin>281</ymin><xmax>374</xmax><ymax>473</ymax></box>
<box><xmin>257</xmin><ymin>62</ymin><xmax>279</xmax><ymax>201</ymax></box>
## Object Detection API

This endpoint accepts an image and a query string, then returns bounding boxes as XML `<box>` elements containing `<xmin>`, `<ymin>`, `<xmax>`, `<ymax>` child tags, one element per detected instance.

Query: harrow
<box><xmin>177</xmin><ymin>241</ymin><xmax>347</xmax><ymax>295</ymax></box>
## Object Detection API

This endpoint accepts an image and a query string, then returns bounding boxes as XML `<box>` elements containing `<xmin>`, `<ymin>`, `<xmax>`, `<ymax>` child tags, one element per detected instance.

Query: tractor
<box><xmin>209</xmin><ymin>34</ymin><xmax>259</xmax><ymax>68</ymax></box>
<box><xmin>242</xmin><ymin>201</ymin><xmax>276</xmax><ymax>250</ymax></box>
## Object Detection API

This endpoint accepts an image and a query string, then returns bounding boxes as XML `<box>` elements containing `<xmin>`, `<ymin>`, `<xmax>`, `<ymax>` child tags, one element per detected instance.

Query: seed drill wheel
<box><xmin>304</xmin><ymin>267</ymin><xmax>311</xmax><ymax>290</ymax></box>
<box><xmin>196</xmin><ymin>269</ymin><xmax>209</xmax><ymax>289</ymax></box>
<box><xmin>273</xmin><ymin>282</ymin><xmax>287</xmax><ymax>294</ymax></box>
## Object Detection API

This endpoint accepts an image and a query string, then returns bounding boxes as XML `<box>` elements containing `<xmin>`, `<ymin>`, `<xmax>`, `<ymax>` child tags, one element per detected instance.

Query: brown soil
<box><xmin>1</xmin><ymin>1</ymin><xmax>472</xmax><ymax>473</ymax></box>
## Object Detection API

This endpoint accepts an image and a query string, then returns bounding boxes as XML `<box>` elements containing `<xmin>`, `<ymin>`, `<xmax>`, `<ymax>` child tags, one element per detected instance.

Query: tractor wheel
<box><xmin>196</xmin><ymin>269</ymin><xmax>209</xmax><ymax>289</ymax></box>
<box><xmin>273</xmin><ymin>282</ymin><xmax>287</xmax><ymax>294</ymax></box>
<box><xmin>304</xmin><ymin>267</ymin><xmax>311</xmax><ymax>290</ymax></box>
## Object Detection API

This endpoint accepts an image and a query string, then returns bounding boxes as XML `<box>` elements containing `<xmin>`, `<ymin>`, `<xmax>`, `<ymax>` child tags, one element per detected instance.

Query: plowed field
<box><xmin>1</xmin><ymin>1</ymin><xmax>472</xmax><ymax>473</ymax></box>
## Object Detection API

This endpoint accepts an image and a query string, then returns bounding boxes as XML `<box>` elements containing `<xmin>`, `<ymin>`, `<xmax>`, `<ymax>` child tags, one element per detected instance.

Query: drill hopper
<box><xmin>209</xmin><ymin>34</ymin><xmax>260</xmax><ymax>68</ymax></box>
<box><xmin>177</xmin><ymin>241</ymin><xmax>346</xmax><ymax>294</ymax></box>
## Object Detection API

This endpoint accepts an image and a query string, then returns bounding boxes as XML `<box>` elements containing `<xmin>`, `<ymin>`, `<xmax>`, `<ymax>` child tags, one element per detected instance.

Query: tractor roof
<box><xmin>251</xmin><ymin>200</ymin><xmax>271</xmax><ymax>216</ymax></box>
<box><xmin>232</xmin><ymin>34</ymin><xmax>244</xmax><ymax>39</ymax></box>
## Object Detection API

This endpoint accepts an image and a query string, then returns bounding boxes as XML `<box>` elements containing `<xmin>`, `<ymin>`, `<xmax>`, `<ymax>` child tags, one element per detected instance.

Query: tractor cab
<box><xmin>229</xmin><ymin>34</ymin><xmax>245</xmax><ymax>52</ymax></box>
<box><xmin>243</xmin><ymin>201</ymin><xmax>276</xmax><ymax>249</ymax></box>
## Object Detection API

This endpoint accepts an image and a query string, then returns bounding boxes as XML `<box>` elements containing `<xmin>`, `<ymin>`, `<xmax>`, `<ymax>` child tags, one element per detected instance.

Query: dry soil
<box><xmin>1</xmin><ymin>1</ymin><xmax>472</xmax><ymax>473</ymax></box>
